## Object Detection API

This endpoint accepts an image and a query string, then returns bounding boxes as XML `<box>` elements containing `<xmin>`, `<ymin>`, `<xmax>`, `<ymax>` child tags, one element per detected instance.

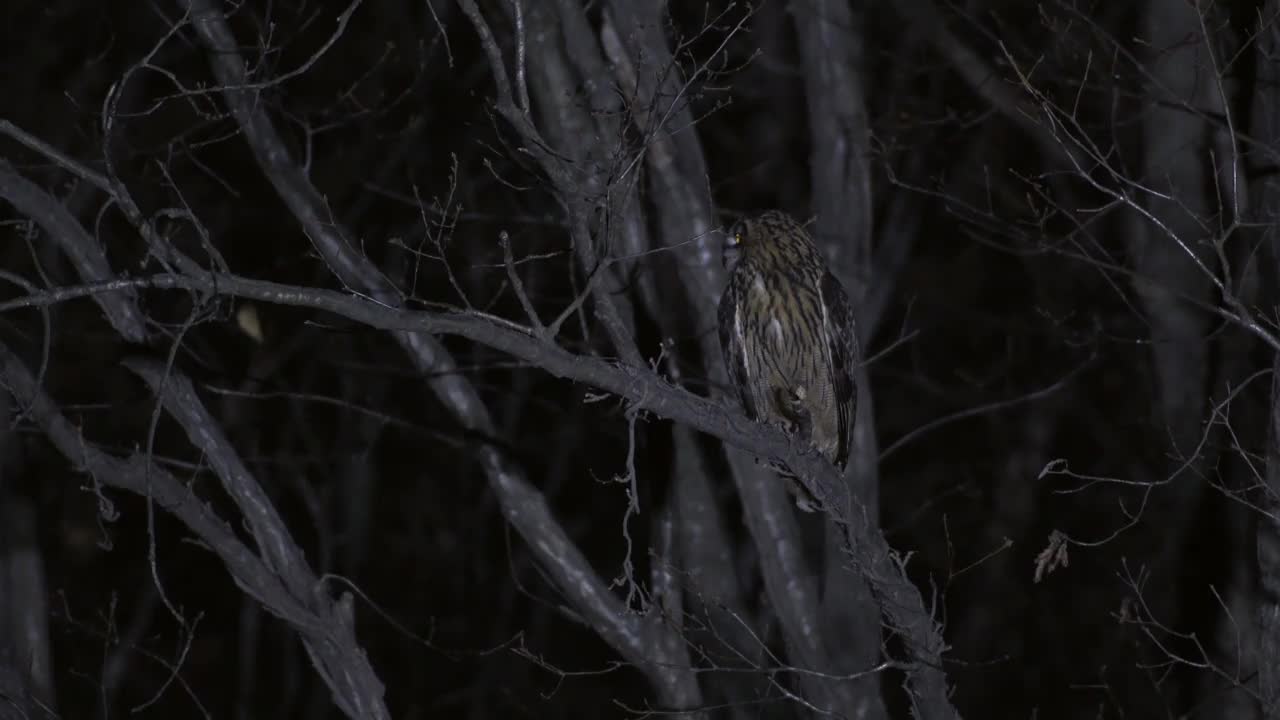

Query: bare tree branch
<box><xmin>0</xmin><ymin>162</ymin><xmax>147</xmax><ymax>343</ymax></box>
<box><xmin>0</xmin><ymin>341</ymin><xmax>390</xmax><ymax>719</ymax></box>
<box><xmin>124</xmin><ymin>357</ymin><xmax>390</xmax><ymax>719</ymax></box>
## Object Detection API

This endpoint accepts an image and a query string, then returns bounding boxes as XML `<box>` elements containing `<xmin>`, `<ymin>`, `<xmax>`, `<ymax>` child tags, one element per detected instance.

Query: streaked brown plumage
<box><xmin>717</xmin><ymin>210</ymin><xmax>859</xmax><ymax>510</ymax></box>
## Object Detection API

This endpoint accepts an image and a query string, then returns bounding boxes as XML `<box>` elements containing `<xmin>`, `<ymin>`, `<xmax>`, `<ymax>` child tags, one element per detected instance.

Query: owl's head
<box><xmin>721</xmin><ymin>210</ymin><xmax>807</xmax><ymax>271</ymax></box>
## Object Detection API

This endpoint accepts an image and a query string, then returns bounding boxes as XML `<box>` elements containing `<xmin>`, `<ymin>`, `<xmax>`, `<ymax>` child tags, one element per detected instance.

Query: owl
<box><xmin>717</xmin><ymin>210</ymin><xmax>860</xmax><ymax>511</ymax></box>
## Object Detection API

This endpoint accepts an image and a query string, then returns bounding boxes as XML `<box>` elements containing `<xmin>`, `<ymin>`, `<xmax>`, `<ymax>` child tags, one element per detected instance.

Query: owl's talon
<box><xmin>786</xmin><ymin>387</ymin><xmax>814</xmax><ymax>441</ymax></box>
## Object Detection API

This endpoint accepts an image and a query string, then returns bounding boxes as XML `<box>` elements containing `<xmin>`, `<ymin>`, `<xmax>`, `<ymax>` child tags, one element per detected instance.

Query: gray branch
<box><xmin>0</xmin><ymin>162</ymin><xmax>147</xmax><ymax>343</ymax></box>
<box><xmin>0</xmin><ymin>342</ymin><xmax>389</xmax><ymax>719</ymax></box>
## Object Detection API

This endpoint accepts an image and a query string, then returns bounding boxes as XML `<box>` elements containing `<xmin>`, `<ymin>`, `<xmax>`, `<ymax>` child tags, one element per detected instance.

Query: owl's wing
<box><xmin>718</xmin><ymin>285</ymin><xmax>759</xmax><ymax>420</ymax></box>
<box><xmin>819</xmin><ymin>270</ymin><xmax>859</xmax><ymax>469</ymax></box>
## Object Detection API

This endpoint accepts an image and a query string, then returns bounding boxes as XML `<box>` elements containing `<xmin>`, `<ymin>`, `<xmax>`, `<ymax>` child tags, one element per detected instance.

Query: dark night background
<box><xmin>0</xmin><ymin>0</ymin><xmax>1278</xmax><ymax>718</ymax></box>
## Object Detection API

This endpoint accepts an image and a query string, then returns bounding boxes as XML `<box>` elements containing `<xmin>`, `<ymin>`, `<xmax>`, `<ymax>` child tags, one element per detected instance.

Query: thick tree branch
<box><xmin>125</xmin><ymin>357</ymin><xmax>390</xmax><ymax>719</ymax></box>
<box><xmin>0</xmin><ymin>162</ymin><xmax>147</xmax><ymax>343</ymax></box>
<box><xmin>122</xmin><ymin>359</ymin><xmax>313</xmax><ymax>591</ymax></box>
<box><xmin>0</xmin><ymin>341</ymin><xmax>390</xmax><ymax>720</ymax></box>
<box><xmin>792</xmin><ymin>0</ymin><xmax>873</xmax><ymax>292</ymax></box>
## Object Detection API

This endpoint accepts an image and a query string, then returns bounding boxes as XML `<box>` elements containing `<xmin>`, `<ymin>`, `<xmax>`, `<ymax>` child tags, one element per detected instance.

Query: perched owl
<box><xmin>717</xmin><ymin>210</ymin><xmax>860</xmax><ymax>511</ymax></box>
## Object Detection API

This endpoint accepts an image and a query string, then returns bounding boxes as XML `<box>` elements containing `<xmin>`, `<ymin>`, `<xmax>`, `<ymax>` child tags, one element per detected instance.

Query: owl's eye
<box><xmin>722</xmin><ymin>229</ymin><xmax>743</xmax><ymax>271</ymax></box>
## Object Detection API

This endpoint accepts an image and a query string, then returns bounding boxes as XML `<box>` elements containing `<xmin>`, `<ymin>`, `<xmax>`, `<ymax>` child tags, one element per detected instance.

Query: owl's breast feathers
<box><xmin>717</xmin><ymin>212</ymin><xmax>858</xmax><ymax>471</ymax></box>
